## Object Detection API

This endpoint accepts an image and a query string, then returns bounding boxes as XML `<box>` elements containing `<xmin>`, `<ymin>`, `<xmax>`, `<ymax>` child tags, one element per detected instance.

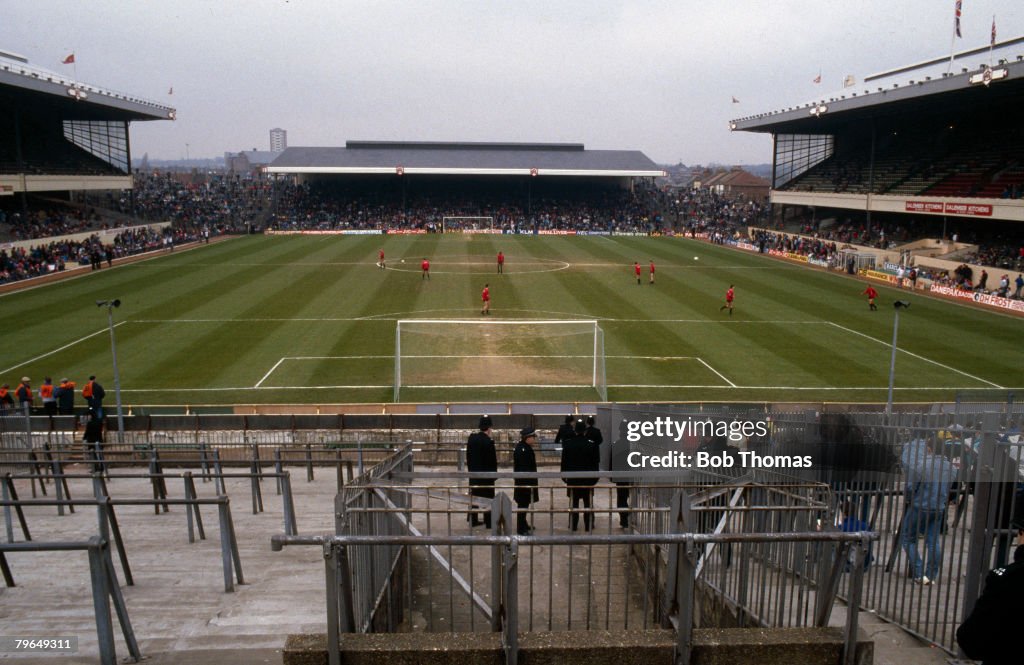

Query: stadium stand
<box><xmin>268</xmin><ymin>179</ymin><xmax>665</xmax><ymax>233</ymax></box>
<box><xmin>731</xmin><ymin>38</ymin><xmax>1024</xmax><ymax>278</ymax></box>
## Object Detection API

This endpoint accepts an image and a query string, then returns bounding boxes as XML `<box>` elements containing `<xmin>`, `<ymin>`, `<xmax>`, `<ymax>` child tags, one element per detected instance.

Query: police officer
<box><xmin>466</xmin><ymin>415</ymin><xmax>498</xmax><ymax>529</ymax></box>
<box><xmin>513</xmin><ymin>427</ymin><xmax>539</xmax><ymax>535</ymax></box>
<box><xmin>555</xmin><ymin>414</ymin><xmax>575</xmax><ymax>445</ymax></box>
<box><xmin>956</xmin><ymin>544</ymin><xmax>1024</xmax><ymax>665</ymax></box>
<box><xmin>560</xmin><ymin>419</ymin><xmax>600</xmax><ymax>531</ymax></box>
<box><xmin>611</xmin><ymin>418</ymin><xmax>633</xmax><ymax>528</ymax></box>
<box><xmin>584</xmin><ymin>415</ymin><xmax>603</xmax><ymax>447</ymax></box>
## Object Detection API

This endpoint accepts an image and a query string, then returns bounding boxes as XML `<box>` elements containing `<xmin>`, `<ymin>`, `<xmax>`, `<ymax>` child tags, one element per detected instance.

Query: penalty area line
<box><xmin>696</xmin><ymin>358</ymin><xmax>736</xmax><ymax>387</ymax></box>
<box><xmin>0</xmin><ymin>322</ymin><xmax>125</xmax><ymax>375</ymax></box>
<box><xmin>255</xmin><ymin>357</ymin><xmax>287</xmax><ymax>388</ymax></box>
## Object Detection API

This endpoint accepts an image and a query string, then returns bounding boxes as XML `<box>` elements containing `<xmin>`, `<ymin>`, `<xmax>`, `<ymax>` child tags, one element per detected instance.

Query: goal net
<box><xmin>441</xmin><ymin>216</ymin><xmax>494</xmax><ymax>232</ymax></box>
<box><xmin>394</xmin><ymin>320</ymin><xmax>606</xmax><ymax>402</ymax></box>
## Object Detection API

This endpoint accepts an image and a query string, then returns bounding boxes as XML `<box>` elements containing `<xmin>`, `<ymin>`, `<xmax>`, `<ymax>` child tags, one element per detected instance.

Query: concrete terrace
<box><xmin>0</xmin><ymin>464</ymin><xmax>954</xmax><ymax>665</ymax></box>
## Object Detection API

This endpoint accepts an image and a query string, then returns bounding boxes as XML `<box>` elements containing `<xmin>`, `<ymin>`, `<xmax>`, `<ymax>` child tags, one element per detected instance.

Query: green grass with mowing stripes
<box><xmin>1</xmin><ymin>234</ymin><xmax>1020</xmax><ymax>406</ymax></box>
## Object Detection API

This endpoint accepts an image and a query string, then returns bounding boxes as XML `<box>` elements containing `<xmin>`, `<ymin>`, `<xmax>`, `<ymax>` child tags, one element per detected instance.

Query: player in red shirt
<box><xmin>481</xmin><ymin>283</ymin><xmax>491</xmax><ymax>315</ymax></box>
<box><xmin>377</xmin><ymin>248</ymin><xmax>385</xmax><ymax>270</ymax></box>
<box><xmin>421</xmin><ymin>258</ymin><xmax>430</xmax><ymax>280</ymax></box>
<box><xmin>634</xmin><ymin>262</ymin><xmax>642</xmax><ymax>285</ymax></box>
<box><xmin>862</xmin><ymin>285</ymin><xmax>878</xmax><ymax>311</ymax></box>
<box><xmin>497</xmin><ymin>251</ymin><xmax>504</xmax><ymax>274</ymax></box>
<box><xmin>649</xmin><ymin>260</ymin><xmax>656</xmax><ymax>285</ymax></box>
<box><xmin>719</xmin><ymin>285</ymin><xmax>735</xmax><ymax>315</ymax></box>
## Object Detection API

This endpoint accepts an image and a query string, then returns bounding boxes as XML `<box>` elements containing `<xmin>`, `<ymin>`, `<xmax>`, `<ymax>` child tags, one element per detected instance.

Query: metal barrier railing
<box><xmin>764</xmin><ymin>410</ymin><xmax>1024</xmax><ymax>654</ymax></box>
<box><xmin>1</xmin><ymin>492</ymin><xmax>244</xmax><ymax>593</ymax></box>
<box><xmin>5</xmin><ymin>405</ymin><xmax>1021</xmax><ymax>657</ymax></box>
<box><xmin>338</xmin><ymin>471</ymin><xmax>836</xmax><ymax>630</ymax></box>
<box><xmin>272</xmin><ymin>523</ymin><xmax>877</xmax><ymax>665</ymax></box>
<box><xmin>3</xmin><ymin>468</ymin><xmax>298</xmax><ymax>539</ymax></box>
<box><xmin>0</xmin><ymin>535</ymin><xmax>140</xmax><ymax>665</ymax></box>
<box><xmin>600</xmin><ymin>405</ymin><xmax>1023</xmax><ymax>655</ymax></box>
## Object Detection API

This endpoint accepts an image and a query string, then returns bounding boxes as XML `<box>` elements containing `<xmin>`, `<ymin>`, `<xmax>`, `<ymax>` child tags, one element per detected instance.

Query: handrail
<box><xmin>272</xmin><ymin>527</ymin><xmax>876</xmax><ymax>665</ymax></box>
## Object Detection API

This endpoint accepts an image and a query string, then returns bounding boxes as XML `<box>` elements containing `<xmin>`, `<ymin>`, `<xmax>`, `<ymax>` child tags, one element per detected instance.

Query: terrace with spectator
<box><xmin>267</xmin><ymin>179</ymin><xmax>666</xmax><ymax>234</ymax></box>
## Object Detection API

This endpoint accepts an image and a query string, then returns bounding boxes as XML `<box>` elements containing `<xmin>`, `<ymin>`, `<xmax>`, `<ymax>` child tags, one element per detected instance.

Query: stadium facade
<box><xmin>0</xmin><ymin>49</ymin><xmax>174</xmax><ymax>197</ymax></box>
<box><xmin>265</xmin><ymin>140</ymin><xmax>666</xmax><ymax>185</ymax></box>
<box><xmin>731</xmin><ymin>37</ymin><xmax>1024</xmax><ymax>225</ymax></box>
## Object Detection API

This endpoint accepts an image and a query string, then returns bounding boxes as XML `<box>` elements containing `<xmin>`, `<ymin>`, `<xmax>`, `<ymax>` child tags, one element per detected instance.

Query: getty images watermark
<box><xmin>620</xmin><ymin>416</ymin><xmax>813</xmax><ymax>470</ymax></box>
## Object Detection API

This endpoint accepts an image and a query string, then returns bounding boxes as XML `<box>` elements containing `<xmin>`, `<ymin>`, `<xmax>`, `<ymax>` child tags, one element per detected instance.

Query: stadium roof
<box><xmin>730</xmin><ymin>37</ymin><xmax>1024</xmax><ymax>134</ymax></box>
<box><xmin>265</xmin><ymin>141</ymin><xmax>666</xmax><ymax>177</ymax></box>
<box><xmin>0</xmin><ymin>49</ymin><xmax>175</xmax><ymax>121</ymax></box>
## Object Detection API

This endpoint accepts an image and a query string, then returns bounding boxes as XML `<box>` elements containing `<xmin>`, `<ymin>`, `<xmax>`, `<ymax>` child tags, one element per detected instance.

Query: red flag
<box><xmin>991</xmin><ymin>16</ymin><xmax>996</xmax><ymax>46</ymax></box>
<box><xmin>954</xmin><ymin>0</ymin><xmax>962</xmax><ymax>38</ymax></box>
<box><xmin>61</xmin><ymin>53</ymin><xmax>75</xmax><ymax>64</ymax></box>
<box><xmin>813</xmin><ymin>73</ymin><xmax>821</xmax><ymax>84</ymax></box>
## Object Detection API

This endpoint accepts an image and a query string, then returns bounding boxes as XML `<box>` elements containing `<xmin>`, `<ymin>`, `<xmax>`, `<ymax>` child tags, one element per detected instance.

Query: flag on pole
<box><xmin>813</xmin><ymin>73</ymin><xmax>821</xmax><ymax>84</ymax></box>
<box><xmin>731</xmin><ymin>96</ymin><xmax>740</xmax><ymax>104</ymax></box>
<box><xmin>61</xmin><ymin>53</ymin><xmax>75</xmax><ymax>64</ymax></box>
<box><xmin>991</xmin><ymin>16</ymin><xmax>996</xmax><ymax>46</ymax></box>
<box><xmin>954</xmin><ymin>0</ymin><xmax>962</xmax><ymax>38</ymax></box>
<box><xmin>843</xmin><ymin>75</ymin><xmax>855</xmax><ymax>88</ymax></box>
<box><xmin>168</xmin><ymin>86</ymin><xmax>174</xmax><ymax>95</ymax></box>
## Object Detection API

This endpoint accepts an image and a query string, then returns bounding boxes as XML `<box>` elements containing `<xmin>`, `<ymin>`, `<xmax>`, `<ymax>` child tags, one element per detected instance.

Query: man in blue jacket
<box><xmin>900</xmin><ymin>434</ymin><xmax>956</xmax><ymax>585</ymax></box>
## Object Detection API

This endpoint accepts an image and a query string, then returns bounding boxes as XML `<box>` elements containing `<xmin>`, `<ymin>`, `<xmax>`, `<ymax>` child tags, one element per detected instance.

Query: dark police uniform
<box><xmin>611</xmin><ymin>419</ymin><xmax>632</xmax><ymax>528</ymax></box>
<box><xmin>513</xmin><ymin>427</ymin><xmax>539</xmax><ymax>535</ymax></box>
<box><xmin>560</xmin><ymin>421</ymin><xmax>600</xmax><ymax>531</ymax></box>
<box><xmin>466</xmin><ymin>417</ymin><xmax>498</xmax><ymax>528</ymax></box>
<box><xmin>555</xmin><ymin>415</ymin><xmax>575</xmax><ymax>445</ymax></box>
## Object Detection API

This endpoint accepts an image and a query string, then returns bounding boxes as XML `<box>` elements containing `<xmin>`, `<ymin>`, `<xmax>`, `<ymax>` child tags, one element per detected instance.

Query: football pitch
<box><xmin>2</xmin><ymin>234</ymin><xmax>1020</xmax><ymax>407</ymax></box>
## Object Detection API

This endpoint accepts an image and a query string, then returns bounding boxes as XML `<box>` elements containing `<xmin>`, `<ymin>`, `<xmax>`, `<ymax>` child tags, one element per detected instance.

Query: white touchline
<box><xmin>0</xmin><ymin>322</ymin><xmax>126</xmax><ymax>374</ymax></box>
<box><xmin>697</xmin><ymin>358</ymin><xmax>737</xmax><ymax>387</ymax></box>
<box><xmin>827</xmin><ymin>322</ymin><xmax>1004</xmax><ymax>389</ymax></box>
<box><xmin>115</xmin><ymin>384</ymin><xmax>1024</xmax><ymax>393</ymax></box>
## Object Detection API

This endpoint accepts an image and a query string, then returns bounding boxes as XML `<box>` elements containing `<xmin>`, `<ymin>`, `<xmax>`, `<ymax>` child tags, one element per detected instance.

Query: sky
<box><xmin>5</xmin><ymin>1</ymin><xmax>1021</xmax><ymax>166</ymax></box>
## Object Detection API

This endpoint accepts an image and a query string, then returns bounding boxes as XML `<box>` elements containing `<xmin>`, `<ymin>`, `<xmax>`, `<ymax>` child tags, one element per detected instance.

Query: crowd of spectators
<box><xmin>966</xmin><ymin>243</ymin><xmax>1024</xmax><ymax>272</ymax></box>
<box><xmin>106</xmin><ymin>172</ymin><xmax>268</xmax><ymax>229</ymax></box>
<box><xmin>0</xmin><ymin>206</ymin><xmax>104</xmax><ymax>241</ymax></box>
<box><xmin>792</xmin><ymin>218</ymin><xmax>923</xmax><ymax>250</ymax></box>
<box><xmin>753</xmin><ymin>229</ymin><xmax>838</xmax><ymax>261</ymax></box>
<box><xmin>269</xmin><ymin>181</ymin><xmax>665</xmax><ymax>234</ymax></box>
<box><xmin>0</xmin><ymin>172</ymin><xmax>265</xmax><ymax>286</ymax></box>
<box><xmin>669</xmin><ymin>188</ymin><xmax>770</xmax><ymax>230</ymax></box>
<box><xmin>0</xmin><ymin>225</ymin><xmax>211</xmax><ymax>286</ymax></box>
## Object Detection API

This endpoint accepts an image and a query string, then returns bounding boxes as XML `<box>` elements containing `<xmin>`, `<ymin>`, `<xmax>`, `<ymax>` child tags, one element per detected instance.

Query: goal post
<box><xmin>441</xmin><ymin>216</ymin><xmax>494</xmax><ymax>232</ymax></box>
<box><xmin>394</xmin><ymin>319</ymin><xmax>606</xmax><ymax>402</ymax></box>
